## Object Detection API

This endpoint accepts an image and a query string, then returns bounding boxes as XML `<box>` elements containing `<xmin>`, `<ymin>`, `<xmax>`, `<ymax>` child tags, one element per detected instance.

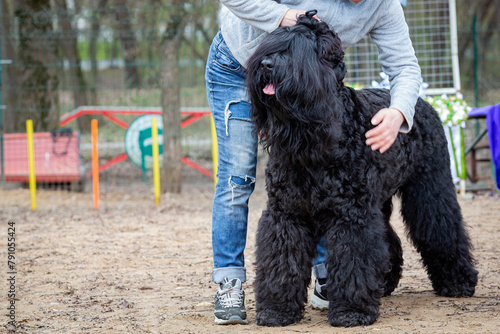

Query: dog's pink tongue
<box><xmin>263</xmin><ymin>83</ymin><xmax>275</xmax><ymax>95</ymax></box>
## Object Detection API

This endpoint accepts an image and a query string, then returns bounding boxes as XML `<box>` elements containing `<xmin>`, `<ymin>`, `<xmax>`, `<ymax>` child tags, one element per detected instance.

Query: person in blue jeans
<box><xmin>205</xmin><ymin>0</ymin><xmax>421</xmax><ymax>325</ymax></box>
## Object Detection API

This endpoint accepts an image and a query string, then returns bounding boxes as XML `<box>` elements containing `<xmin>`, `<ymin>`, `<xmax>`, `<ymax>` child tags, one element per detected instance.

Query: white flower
<box><xmin>426</xmin><ymin>94</ymin><xmax>470</xmax><ymax>126</ymax></box>
<box><xmin>371</xmin><ymin>72</ymin><xmax>390</xmax><ymax>89</ymax></box>
<box><xmin>419</xmin><ymin>78</ymin><xmax>429</xmax><ymax>97</ymax></box>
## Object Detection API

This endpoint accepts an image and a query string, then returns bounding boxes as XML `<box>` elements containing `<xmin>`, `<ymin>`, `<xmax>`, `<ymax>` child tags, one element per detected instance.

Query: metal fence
<box><xmin>0</xmin><ymin>3</ymin><xmax>218</xmax><ymax>196</ymax></box>
<box><xmin>0</xmin><ymin>1</ymin><xmax>499</xmax><ymax>197</ymax></box>
<box><xmin>344</xmin><ymin>0</ymin><xmax>460</xmax><ymax>95</ymax></box>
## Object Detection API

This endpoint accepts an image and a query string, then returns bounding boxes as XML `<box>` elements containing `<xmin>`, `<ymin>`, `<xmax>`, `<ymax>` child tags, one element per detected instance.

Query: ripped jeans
<box><xmin>205</xmin><ymin>31</ymin><xmax>326</xmax><ymax>284</ymax></box>
<box><xmin>205</xmin><ymin>31</ymin><xmax>256</xmax><ymax>284</ymax></box>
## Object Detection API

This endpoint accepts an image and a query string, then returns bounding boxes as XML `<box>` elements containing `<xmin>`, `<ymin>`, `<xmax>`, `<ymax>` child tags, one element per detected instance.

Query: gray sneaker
<box><xmin>311</xmin><ymin>278</ymin><xmax>329</xmax><ymax>310</ymax></box>
<box><xmin>214</xmin><ymin>278</ymin><xmax>248</xmax><ymax>325</ymax></box>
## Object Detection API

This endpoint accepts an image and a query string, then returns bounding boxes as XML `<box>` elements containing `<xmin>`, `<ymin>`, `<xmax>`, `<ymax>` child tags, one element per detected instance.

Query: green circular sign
<box><xmin>125</xmin><ymin>115</ymin><xmax>163</xmax><ymax>170</ymax></box>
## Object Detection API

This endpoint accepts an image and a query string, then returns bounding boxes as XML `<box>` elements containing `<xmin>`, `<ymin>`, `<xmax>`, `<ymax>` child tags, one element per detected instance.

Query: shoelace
<box><xmin>316</xmin><ymin>280</ymin><xmax>327</xmax><ymax>298</ymax></box>
<box><xmin>219</xmin><ymin>282</ymin><xmax>244</xmax><ymax>307</ymax></box>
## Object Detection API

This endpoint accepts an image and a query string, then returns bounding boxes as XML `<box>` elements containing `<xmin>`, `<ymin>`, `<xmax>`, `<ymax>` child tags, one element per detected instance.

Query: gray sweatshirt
<box><xmin>219</xmin><ymin>0</ymin><xmax>421</xmax><ymax>132</ymax></box>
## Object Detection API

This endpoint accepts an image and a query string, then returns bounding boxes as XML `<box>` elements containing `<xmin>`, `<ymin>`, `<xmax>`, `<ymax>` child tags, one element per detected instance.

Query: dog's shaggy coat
<box><xmin>246</xmin><ymin>13</ymin><xmax>478</xmax><ymax>327</ymax></box>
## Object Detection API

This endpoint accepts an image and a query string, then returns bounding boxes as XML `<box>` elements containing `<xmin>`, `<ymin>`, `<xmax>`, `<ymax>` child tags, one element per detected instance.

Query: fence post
<box><xmin>152</xmin><ymin>117</ymin><xmax>160</xmax><ymax>206</ymax></box>
<box><xmin>472</xmin><ymin>14</ymin><xmax>479</xmax><ymax>109</ymax></box>
<box><xmin>26</xmin><ymin>120</ymin><xmax>36</xmax><ymax>211</ymax></box>
<box><xmin>92</xmin><ymin>119</ymin><xmax>99</xmax><ymax>209</ymax></box>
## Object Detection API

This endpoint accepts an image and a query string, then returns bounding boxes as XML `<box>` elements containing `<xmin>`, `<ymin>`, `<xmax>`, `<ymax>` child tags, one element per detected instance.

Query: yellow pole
<box><xmin>210</xmin><ymin>115</ymin><xmax>218</xmax><ymax>189</ymax></box>
<box><xmin>26</xmin><ymin>120</ymin><xmax>37</xmax><ymax>211</ymax></box>
<box><xmin>152</xmin><ymin>117</ymin><xmax>161</xmax><ymax>206</ymax></box>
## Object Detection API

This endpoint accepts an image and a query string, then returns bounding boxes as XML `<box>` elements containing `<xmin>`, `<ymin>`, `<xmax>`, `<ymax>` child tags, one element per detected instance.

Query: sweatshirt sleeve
<box><xmin>219</xmin><ymin>0</ymin><xmax>290</xmax><ymax>33</ymax></box>
<box><xmin>369</xmin><ymin>0</ymin><xmax>421</xmax><ymax>133</ymax></box>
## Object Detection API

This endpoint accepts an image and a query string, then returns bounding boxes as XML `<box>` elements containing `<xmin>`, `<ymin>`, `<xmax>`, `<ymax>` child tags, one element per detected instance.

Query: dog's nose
<box><xmin>261</xmin><ymin>59</ymin><xmax>273</xmax><ymax>73</ymax></box>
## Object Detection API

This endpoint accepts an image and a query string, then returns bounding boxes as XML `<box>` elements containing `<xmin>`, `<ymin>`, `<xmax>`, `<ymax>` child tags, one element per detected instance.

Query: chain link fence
<box><xmin>1</xmin><ymin>1</ymin><xmax>499</xmax><ymax>199</ymax></box>
<box><xmin>0</xmin><ymin>2</ymin><xmax>218</xmax><ymax>197</ymax></box>
<box><xmin>345</xmin><ymin>0</ymin><xmax>460</xmax><ymax>95</ymax></box>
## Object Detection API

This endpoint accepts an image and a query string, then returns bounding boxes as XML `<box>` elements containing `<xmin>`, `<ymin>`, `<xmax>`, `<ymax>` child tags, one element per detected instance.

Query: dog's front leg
<box><xmin>254</xmin><ymin>209</ymin><xmax>316</xmax><ymax>326</ymax></box>
<box><xmin>325</xmin><ymin>212</ymin><xmax>390</xmax><ymax>327</ymax></box>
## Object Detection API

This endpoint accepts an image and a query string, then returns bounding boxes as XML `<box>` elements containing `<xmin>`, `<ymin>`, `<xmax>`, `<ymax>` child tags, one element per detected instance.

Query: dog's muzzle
<box><xmin>261</xmin><ymin>59</ymin><xmax>273</xmax><ymax>73</ymax></box>
<box><xmin>260</xmin><ymin>59</ymin><xmax>276</xmax><ymax>95</ymax></box>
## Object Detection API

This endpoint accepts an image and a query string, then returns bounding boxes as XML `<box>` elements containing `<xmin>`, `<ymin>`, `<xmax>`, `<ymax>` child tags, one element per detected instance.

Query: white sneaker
<box><xmin>311</xmin><ymin>278</ymin><xmax>329</xmax><ymax>310</ymax></box>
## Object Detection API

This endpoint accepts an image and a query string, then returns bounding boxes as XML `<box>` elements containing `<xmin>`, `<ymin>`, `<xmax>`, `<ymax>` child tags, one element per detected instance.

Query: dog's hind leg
<box><xmin>325</xmin><ymin>208</ymin><xmax>390</xmax><ymax>327</ymax></box>
<box><xmin>254</xmin><ymin>209</ymin><xmax>317</xmax><ymax>327</ymax></box>
<box><xmin>382</xmin><ymin>199</ymin><xmax>403</xmax><ymax>297</ymax></box>
<box><xmin>400</xmin><ymin>171</ymin><xmax>478</xmax><ymax>297</ymax></box>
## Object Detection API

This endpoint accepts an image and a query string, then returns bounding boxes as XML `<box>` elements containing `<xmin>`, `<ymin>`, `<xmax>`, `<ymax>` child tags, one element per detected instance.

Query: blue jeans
<box><xmin>205</xmin><ymin>31</ymin><xmax>326</xmax><ymax>284</ymax></box>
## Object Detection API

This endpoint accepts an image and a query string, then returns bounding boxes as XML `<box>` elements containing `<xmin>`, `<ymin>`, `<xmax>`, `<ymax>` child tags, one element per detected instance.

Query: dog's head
<box><xmin>246</xmin><ymin>12</ymin><xmax>347</xmax><ymax>124</ymax></box>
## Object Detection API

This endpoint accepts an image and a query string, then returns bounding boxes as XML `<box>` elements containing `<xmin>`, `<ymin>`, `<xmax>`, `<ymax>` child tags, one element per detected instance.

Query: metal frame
<box><xmin>60</xmin><ymin>106</ymin><xmax>213</xmax><ymax>179</ymax></box>
<box><xmin>344</xmin><ymin>0</ymin><xmax>461</xmax><ymax>96</ymax></box>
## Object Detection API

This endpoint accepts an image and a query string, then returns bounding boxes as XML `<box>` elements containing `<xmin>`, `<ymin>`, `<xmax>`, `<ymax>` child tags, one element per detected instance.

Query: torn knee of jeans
<box><xmin>224</xmin><ymin>100</ymin><xmax>251</xmax><ymax>136</ymax></box>
<box><xmin>229</xmin><ymin>175</ymin><xmax>255</xmax><ymax>189</ymax></box>
<box><xmin>228</xmin><ymin>175</ymin><xmax>255</xmax><ymax>202</ymax></box>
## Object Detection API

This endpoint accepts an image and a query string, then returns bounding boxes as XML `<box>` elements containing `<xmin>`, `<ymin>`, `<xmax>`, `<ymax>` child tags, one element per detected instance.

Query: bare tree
<box><xmin>140</xmin><ymin>0</ymin><xmax>162</xmax><ymax>85</ymax></box>
<box><xmin>160</xmin><ymin>0</ymin><xmax>190</xmax><ymax>193</ymax></box>
<box><xmin>13</xmin><ymin>0</ymin><xmax>59</xmax><ymax>131</ymax></box>
<box><xmin>159</xmin><ymin>0</ymin><xmax>219</xmax><ymax>193</ymax></box>
<box><xmin>89</xmin><ymin>0</ymin><xmax>108</xmax><ymax>105</ymax></box>
<box><xmin>457</xmin><ymin>0</ymin><xmax>499</xmax><ymax>92</ymax></box>
<box><xmin>1</xmin><ymin>0</ymin><xmax>18</xmax><ymax>132</ymax></box>
<box><xmin>54</xmin><ymin>0</ymin><xmax>90</xmax><ymax>131</ymax></box>
<box><xmin>180</xmin><ymin>0</ymin><xmax>219</xmax><ymax>62</ymax></box>
<box><xmin>114</xmin><ymin>0</ymin><xmax>141</xmax><ymax>88</ymax></box>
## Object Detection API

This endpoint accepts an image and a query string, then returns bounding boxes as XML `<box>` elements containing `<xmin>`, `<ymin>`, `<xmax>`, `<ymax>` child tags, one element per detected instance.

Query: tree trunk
<box><xmin>160</xmin><ymin>37</ymin><xmax>182</xmax><ymax>193</ymax></box>
<box><xmin>114</xmin><ymin>0</ymin><xmax>140</xmax><ymax>88</ymax></box>
<box><xmin>89</xmin><ymin>0</ymin><xmax>108</xmax><ymax>105</ymax></box>
<box><xmin>143</xmin><ymin>0</ymin><xmax>160</xmax><ymax>85</ymax></box>
<box><xmin>54</xmin><ymin>0</ymin><xmax>89</xmax><ymax>131</ymax></box>
<box><xmin>1</xmin><ymin>0</ymin><xmax>18</xmax><ymax>133</ymax></box>
<box><xmin>160</xmin><ymin>3</ymin><xmax>187</xmax><ymax>194</ymax></box>
<box><xmin>14</xmin><ymin>0</ymin><xmax>59</xmax><ymax>132</ymax></box>
<box><xmin>457</xmin><ymin>0</ymin><xmax>498</xmax><ymax>91</ymax></box>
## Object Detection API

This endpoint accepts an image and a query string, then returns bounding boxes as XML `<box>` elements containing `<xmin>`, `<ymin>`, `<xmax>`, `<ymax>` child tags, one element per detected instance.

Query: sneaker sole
<box><xmin>311</xmin><ymin>295</ymin><xmax>329</xmax><ymax>310</ymax></box>
<box><xmin>214</xmin><ymin>315</ymin><xmax>248</xmax><ymax>325</ymax></box>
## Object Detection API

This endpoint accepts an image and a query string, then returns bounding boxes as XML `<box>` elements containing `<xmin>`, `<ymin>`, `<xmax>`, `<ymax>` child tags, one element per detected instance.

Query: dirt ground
<box><xmin>0</xmin><ymin>174</ymin><xmax>499</xmax><ymax>334</ymax></box>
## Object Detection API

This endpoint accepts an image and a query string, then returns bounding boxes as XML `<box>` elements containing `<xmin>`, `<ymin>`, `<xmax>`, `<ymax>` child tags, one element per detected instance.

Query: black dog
<box><xmin>246</xmin><ymin>12</ymin><xmax>478</xmax><ymax>328</ymax></box>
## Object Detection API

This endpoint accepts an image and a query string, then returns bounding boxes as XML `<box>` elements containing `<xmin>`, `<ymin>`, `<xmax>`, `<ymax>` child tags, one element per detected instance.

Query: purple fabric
<box><xmin>469</xmin><ymin>105</ymin><xmax>491</xmax><ymax>117</ymax></box>
<box><xmin>485</xmin><ymin>104</ymin><xmax>500</xmax><ymax>189</ymax></box>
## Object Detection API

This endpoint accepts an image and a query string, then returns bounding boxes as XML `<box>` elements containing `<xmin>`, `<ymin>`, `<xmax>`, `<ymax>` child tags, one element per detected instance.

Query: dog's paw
<box><xmin>328</xmin><ymin>310</ymin><xmax>378</xmax><ymax>327</ymax></box>
<box><xmin>433</xmin><ymin>269</ymin><xmax>478</xmax><ymax>298</ymax></box>
<box><xmin>383</xmin><ymin>276</ymin><xmax>400</xmax><ymax>297</ymax></box>
<box><xmin>255</xmin><ymin>309</ymin><xmax>302</xmax><ymax>327</ymax></box>
<box><xmin>383</xmin><ymin>266</ymin><xmax>402</xmax><ymax>297</ymax></box>
<box><xmin>435</xmin><ymin>282</ymin><xmax>476</xmax><ymax>297</ymax></box>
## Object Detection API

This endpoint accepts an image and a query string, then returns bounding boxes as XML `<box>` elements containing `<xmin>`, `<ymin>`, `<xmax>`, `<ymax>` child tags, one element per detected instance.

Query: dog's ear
<box><xmin>316</xmin><ymin>29</ymin><xmax>346</xmax><ymax>83</ymax></box>
<box><xmin>333</xmin><ymin>61</ymin><xmax>347</xmax><ymax>82</ymax></box>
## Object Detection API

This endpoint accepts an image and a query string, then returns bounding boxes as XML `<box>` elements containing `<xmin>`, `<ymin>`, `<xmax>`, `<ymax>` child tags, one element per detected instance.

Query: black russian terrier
<box><xmin>246</xmin><ymin>11</ymin><xmax>478</xmax><ymax>328</ymax></box>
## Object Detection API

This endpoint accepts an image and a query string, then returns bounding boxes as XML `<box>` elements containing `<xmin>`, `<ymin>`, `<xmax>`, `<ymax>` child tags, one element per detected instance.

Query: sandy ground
<box><xmin>0</xmin><ymin>175</ymin><xmax>499</xmax><ymax>334</ymax></box>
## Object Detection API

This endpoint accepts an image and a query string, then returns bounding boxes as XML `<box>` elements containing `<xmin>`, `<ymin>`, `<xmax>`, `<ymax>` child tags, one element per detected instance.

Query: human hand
<box><xmin>280</xmin><ymin>9</ymin><xmax>320</xmax><ymax>27</ymax></box>
<box><xmin>365</xmin><ymin>108</ymin><xmax>405</xmax><ymax>153</ymax></box>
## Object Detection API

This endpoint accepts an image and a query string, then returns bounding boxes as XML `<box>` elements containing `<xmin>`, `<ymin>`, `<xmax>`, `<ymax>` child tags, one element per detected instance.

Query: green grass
<box><xmin>77</xmin><ymin>40</ymin><xmax>120</xmax><ymax>61</ymax></box>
